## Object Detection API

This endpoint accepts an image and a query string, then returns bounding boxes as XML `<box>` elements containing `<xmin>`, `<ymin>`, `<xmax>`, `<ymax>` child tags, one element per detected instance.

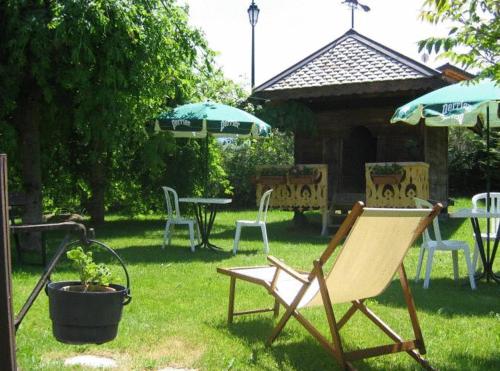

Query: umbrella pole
<box><xmin>205</xmin><ymin>136</ymin><xmax>209</xmax><ymax>198</ymax></box>
<box><xmin>486</xmin><ymin>106</ymin><xmax>491</xmax><ymax>282</ymax></box>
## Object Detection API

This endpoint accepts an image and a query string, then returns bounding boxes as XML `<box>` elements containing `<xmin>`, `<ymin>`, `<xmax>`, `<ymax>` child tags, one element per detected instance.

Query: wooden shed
<box><xmin>253</xmin><ymin>29</ymin><xmax>471</xmax><ymax>210</ymax></box>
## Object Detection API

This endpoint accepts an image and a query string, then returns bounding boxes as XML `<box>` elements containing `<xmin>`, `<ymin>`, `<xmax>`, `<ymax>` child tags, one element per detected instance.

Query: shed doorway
<box><xmin>341</xmin><ymin>126</ymin><xmax>377</xmax><ymax>193</ymax></box>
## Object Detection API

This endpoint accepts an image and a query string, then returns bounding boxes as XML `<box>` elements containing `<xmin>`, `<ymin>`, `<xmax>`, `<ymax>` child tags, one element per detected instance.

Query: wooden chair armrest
<box><xmin>267</xmin><ymin>256</ymin><xmax>309</xmax><ymax>284</ymax></box>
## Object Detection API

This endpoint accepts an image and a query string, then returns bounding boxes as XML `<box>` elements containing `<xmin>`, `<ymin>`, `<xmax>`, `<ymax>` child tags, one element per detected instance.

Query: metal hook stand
<box><xmin>12</xmin><ymin>222</ymin><xmax>90</xmax><ymax>331</ymax></box>
<box><xmin>13</xmin><ymin>221</ymin><xmax>132</xmax><ymax>334</ymax></box>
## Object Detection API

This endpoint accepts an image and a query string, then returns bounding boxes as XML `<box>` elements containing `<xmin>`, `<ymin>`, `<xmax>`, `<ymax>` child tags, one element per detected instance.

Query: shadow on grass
<box><xmin>438</xmin><ymin>216</ymin><xmax>470</xmax><ymax>239</ymax></box>
<box><xmin>445</xmin><ymin>352</ymin><xmax>500</xmax><ymax>371</ymax></box>
<box><xmin>87</xmin><ymin>217</ymin><xmax>328</xmax><ymax>245</ymax></box>
<box><xmin>377</xmin><ymin>278</ymin><xmax>500</xmax><ymax>317</ymax></box>
<box><xmin>219</xmin><ymin>318</ymin><xmax>384</xmax><ymax>370</ymax></box>
<box><xmin>209</xmin><ymin>220</ymin><xmax>328</xmax><ymax>245</ymax></box>
<box><xmin>113</xmin><ymin>244</ymin><xmax>241</xmax><ymax>264</ymax></box>
<box><xmin>11</xmin><ymin>241</ymin><xmax>245</xmax><ymax>274</ymax></box>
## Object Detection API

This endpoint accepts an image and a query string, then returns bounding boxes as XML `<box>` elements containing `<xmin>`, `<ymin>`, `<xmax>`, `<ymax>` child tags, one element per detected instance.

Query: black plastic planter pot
<box><xmin>47</xmin><ymin>281</ymin><xmax>129</xmax><ymax>344</ymax></box>
<box><xmin>45</xmin><ymin>239</ymin><xmax>131</xmax><ymax>345</ymax></box>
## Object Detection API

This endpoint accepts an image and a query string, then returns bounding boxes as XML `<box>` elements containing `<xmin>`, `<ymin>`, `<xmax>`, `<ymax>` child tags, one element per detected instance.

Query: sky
<box><xmin>182</xmin><ymin>0</ymin><xmax>452</xmax><ymax>90</ymax></box>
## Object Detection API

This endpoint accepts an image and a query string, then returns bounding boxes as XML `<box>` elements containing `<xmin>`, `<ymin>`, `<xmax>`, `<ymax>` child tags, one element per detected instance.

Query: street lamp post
<box><xmin>247</xmin><ymin>1</ymin><xmax>260</xmax><ymax>89</ymax></box>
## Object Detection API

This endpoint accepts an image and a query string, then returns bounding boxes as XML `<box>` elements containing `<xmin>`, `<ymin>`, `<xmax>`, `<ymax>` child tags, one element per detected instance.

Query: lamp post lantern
<box><xmin>247</xmin><ymin>1</ymin><xmax>260</xmax><ymax>88</ymax></box>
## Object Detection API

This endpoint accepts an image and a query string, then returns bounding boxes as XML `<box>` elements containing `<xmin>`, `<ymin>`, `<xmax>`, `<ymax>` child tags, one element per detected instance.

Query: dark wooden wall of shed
<box><xmin>294</xmin><ymin>99</ymin><xmax>448</xmax><ymax>204</ymax></box>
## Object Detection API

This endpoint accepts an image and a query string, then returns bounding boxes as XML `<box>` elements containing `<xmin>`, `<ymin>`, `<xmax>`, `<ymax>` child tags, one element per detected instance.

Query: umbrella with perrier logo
<box><xmin>156</xmin><ymin>101</ymin><xmax>271</xmax><ymax>138</ymax></box>
<box><xmin>390</xmin><ymin>79</ymin><xmax>499</xmax><ymax>196</ymax></box>
<box><xmin>391</xmin><ymin>79</ymin><xmax>500</xmax><ymax>279</ymax></box>
<box><xmin>155</xmin><ymin>101</ymin><xmax>271</xmax><ymax>195</ymax></box>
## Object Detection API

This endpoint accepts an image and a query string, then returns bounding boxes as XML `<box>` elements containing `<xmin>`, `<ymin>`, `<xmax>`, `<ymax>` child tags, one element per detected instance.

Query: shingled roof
<box><xmin>254</xmin><ymin>29</ymin><xmax>441</xmax><ymax>95</ymax></box>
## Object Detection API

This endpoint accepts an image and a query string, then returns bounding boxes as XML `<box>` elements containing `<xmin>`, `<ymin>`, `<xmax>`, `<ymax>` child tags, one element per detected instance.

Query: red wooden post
<box><xmin>0</xmin><ymin>154</ymin><xmax>17</xmax><ymax>370</ymax></box>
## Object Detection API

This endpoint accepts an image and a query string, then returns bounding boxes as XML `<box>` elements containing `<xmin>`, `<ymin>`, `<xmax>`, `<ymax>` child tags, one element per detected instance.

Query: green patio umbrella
<box><xmin>391</xmin><ymin>79</ymin><xmax>500</xmax><ymax>273</ymax></box>
<box><xmin>390</xmin><ymin>79</ymin><xmax>499</xmax><ymax>197</ymax></box>
<box><xmin>155</xmin><ymin>101</ymin><xmax>271</xmax><ymax>195</ymax></box>
<box><xmin>390</xmin><ymin>79</ymin><xmax>499</xmax><ymax>128</ymax></box>
<box><xmin>155</xmin><ymin>101</ymin><xmax>271</xmax><ymax>138</ymax></box>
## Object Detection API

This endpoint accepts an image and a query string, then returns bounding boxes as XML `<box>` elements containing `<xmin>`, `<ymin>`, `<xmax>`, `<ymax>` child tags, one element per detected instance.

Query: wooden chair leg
<box><xmin>337</xmin><ymin>300</ymin><xmax>363</xmax><ymax>330</ymax></box>
<box><xmin>273</xmin><ymin>298</ymin><xmax>280</xmax><ymax>318</ymax></box>
<box><xmin>354</xmin><ymin>300</ymin><xmax>431</xmax><ymax>369</ymax></box>
<box><xmin>228</xmin><ymin>277</ymin><xmax>236</xmax><ymax>324</ymax></box>
<box><xmin>315</xmin><ymin>261</ymin><xmax>347</xmax><ymax>368</ymax></box>
<box><xmin>267</xmin><ymin>279</ymin><xmax>315</xmax><ymax>346</ymax></box>
<box><xmin>398</xmin><ymin>264</ymin><xmax>426</xmax><ymax>360</ymax></box>
<box><xmin>267</xmin><ymin>305</ymin><xmax>295</xmax><ymax>345</ymax></box>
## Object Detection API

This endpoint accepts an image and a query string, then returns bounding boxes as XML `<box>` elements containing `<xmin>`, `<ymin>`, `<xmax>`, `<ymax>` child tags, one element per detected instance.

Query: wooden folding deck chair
<box><xmin>217</xmin><ymin>202</ymin><xmax>441</xmax><ymax>370</ymax></box>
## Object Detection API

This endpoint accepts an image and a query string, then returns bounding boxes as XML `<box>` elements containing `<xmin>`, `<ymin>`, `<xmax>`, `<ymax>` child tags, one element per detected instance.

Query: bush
<box><xmin>448</xmin><ymin>127</ymin><xmax>499</xmax><ymax>195</ymax></box>
<box><xmin>221</xmin><ymin>130</ymin><xmax>293</xmax><ymax>207</ymax></box>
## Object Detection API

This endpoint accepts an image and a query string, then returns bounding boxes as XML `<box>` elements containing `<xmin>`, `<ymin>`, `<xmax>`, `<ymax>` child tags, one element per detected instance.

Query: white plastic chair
<box><xmin>414</xmin><ymin>197</ymin><xmax>476</xmax><ymax>289</ymax></box>
<box><xmin>233</xmin><ymin>189</ymin><xmax>273</xmax><ymax>255</ymax></box>
<box><xmin>471</xmin><ymin>192</ymin><xmax>500</xmax><ymax>270</ymax></box>
<box><xmin>162</xmin><ymin>187</ymin><xmax>200</xmax><ymax>252</ymax></box>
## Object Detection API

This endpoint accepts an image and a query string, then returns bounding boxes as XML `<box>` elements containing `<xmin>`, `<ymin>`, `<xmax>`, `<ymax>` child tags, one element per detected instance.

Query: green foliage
<box><xmin>0</xmin><ymin>0</ymin><xmax>242</xmax><ymax>219</ymax></box>
<box><xmin>257</xmin><ymin>101</ymin><xmax>316</xmax><ymax>134</ymax></box>
<box><xmin>66</xmin><ymin>247</ymin><xmax>112</xmax><ymax>289</ymax></box>
<box><xmin>448</xmin><ymin>127</ymin><xmax>500</xmax><ymax>194</ymax></box>
<box><xmin>370</xmin><ymin>163</ymin><xmax>404</xmax><ymax>175</ymax></box>
<box><xmin>419</xmin><ymin>0</ymin><xmax>499</xmax><ymax>82</ymax></box>
<box><xmin>258</xmin><ymin>167</ymin><xmax>288</xmax><ymax>176</ymax></box>
<box><xmin>221</xmin><ymin>130</ymin><xmax>294</xmax><ymax>207</ymax></box>
<box><xmin>194</xmin><ymin>68</ymin><xmax>248</xmax><ymax>106</ymax></box>
<box><xmin>206</xmin><ymin>138</ymin><xmax>233</xmax><ymax>198</ymax></box>
<box><xmin>288</xmin><ymin>165</ymin><xmax>316</xmax><ymax>176</ymax></box>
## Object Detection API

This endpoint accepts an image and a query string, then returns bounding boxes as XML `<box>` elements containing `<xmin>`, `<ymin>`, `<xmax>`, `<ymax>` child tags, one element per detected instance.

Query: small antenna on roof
<box><xmin>342</xmin><ymin>0</ymin><xmax>370</xmax><ymax>29</ymax></box>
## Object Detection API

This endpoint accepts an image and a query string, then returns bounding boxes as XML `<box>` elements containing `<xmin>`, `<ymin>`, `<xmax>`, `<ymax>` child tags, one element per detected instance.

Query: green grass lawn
<box><xmin>11</xmin><ymin>198</ymin><xmax>500</xmax><ymax>370</ymax></box>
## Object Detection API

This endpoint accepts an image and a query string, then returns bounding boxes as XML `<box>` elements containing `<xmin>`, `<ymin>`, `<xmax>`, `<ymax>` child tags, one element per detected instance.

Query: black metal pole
<box><xmin>251</xmin><ymin>23</ymin><xmax>256</xmax><ymax>88</ymax></box>
<box><xmin>205</xmin><ymin>136</ymin><xmax>209</xmax><ymax>197</ymax></box>
<box><xmin>486</xmin><ymin>105</ymin><xmax>491</xmax><ymax>281</ymax></box>
<box><xmin>0</xmin><ymin>154</ymin><xmax>17</xmax><ymax>370</ymax></box>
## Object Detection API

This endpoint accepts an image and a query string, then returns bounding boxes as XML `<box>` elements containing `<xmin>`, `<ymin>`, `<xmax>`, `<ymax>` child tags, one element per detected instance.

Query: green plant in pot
<box><xmin>64</xmin><ymin>247</ymin><xmax>114</xmax><ymax>292</ymax></box>
<box><xmin>46</xmin><ymin>241</ymin><xmax>131</xmax><ymax>345</ymax></box>
<box><xmin>287</xmin><ymin>165</ymin><xmax>320</xmax><ymax>184</ymax></box>
<box><xmin>254</xmin><ymin>166</ymin><xmax>287</xmax><ymax>185</ymax></box>
<box><xmin>370</xmin><ymin>163</ymin><xmax>405</xmax><ymax>185</ymax></box>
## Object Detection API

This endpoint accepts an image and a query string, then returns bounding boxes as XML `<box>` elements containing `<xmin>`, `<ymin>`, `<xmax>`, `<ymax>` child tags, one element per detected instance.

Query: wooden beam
<box><xmin>0</xmin><ymin>154</ymin><xmax>17</xmax><ymax>370</ymax></box>
<box><xmin>233</xmin><ymin>308</ymin><xmax>276</xmax><ymax>316</ymax></box>
<box><xmin>344</xmin><ymin>341</ymin><xmax>418</xmax><ymax>361</ymax></box>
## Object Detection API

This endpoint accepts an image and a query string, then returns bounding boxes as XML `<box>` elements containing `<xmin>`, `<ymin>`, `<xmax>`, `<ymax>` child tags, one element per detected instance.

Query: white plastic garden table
<box><xmin>178</xmin><ymin>197</ymin><xmax>232</xmax><ymax>251</ymax></box>
<box><xmin>449</xmin><ymin>208</ymin><xmax>500</xmax><ymax>283</ymax></box>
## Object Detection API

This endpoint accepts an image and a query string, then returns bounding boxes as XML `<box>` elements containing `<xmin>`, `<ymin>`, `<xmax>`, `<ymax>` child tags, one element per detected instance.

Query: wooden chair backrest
<box><xmin>307</xmin><ymin>207</ymin><xmax>439</xmax><ymax>306</ymax></box>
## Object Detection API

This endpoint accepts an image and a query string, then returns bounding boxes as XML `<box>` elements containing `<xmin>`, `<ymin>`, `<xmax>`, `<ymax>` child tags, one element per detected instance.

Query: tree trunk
<box><xmin>15</xmin><ymin>81</ymin><xmax>43</xmax><ymax>251</ymax></box>
<box><xmin>87</xmin><ymin>137</ymin><xmax>107</xmax><ymax>225</ymax></box>
<box><xmin>88</xmin><ymin>164</ymin><xmax>106</xmax><ymax>225</ymax></box>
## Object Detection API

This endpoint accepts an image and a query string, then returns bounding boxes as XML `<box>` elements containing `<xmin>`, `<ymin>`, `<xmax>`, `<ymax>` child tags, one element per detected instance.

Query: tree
<box><xmin>419</xmin><ymin>0</ymin><xmax>499</xmax><ymax>82</ymax></box>
<box><xmin>221</xmin><ymin>130</ymin><xmax>294</xmax><ymax>207</ymax></box>
<box><xmin>0</xmin><ymin>0</ymin><xmax>217</xmax><ymax>225</ymax></box>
